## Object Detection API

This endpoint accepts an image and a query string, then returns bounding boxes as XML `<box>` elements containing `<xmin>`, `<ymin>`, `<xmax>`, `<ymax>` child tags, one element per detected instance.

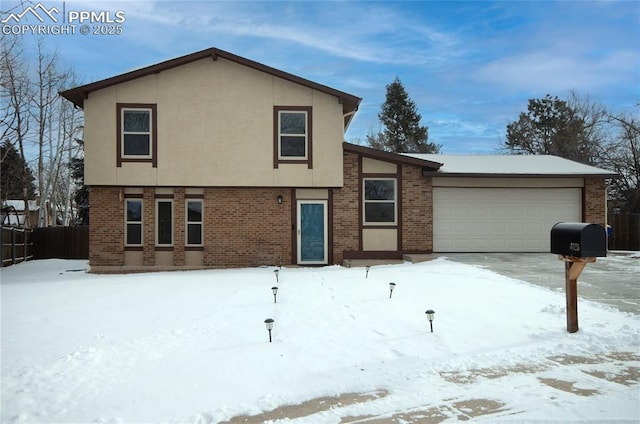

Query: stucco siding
<box><xmin>83</xmin><ymin>57</ymin><xmax>344</xmax><ymax>188</ymax></box>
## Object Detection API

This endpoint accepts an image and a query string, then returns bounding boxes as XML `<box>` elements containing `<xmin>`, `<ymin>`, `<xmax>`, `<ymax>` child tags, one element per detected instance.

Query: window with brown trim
<box><xmin>363</xmin><ymin>178</ymin><xmax>397</xmax><ymax>225</ymax></box>
<box><xmin>117</xmin><ymin>103</ymin><xmax>157</xmax><ymax>167</ymax></box>
<box><xmin>274</xmin><ymin>106</ymin><xmax>312</xmax><ymax>168</ymax></box>
<box><xmin>125</xmin><ymin>199</ymin><xmax>143</xmax><ymax>246</ymax></box>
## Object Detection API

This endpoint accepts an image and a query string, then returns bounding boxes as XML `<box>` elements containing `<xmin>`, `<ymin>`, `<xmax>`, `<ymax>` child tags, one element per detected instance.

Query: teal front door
<box><xmin>297</xmin><ymin>200</ymin><xmax>328</xmax><ymax>265</ymax></box>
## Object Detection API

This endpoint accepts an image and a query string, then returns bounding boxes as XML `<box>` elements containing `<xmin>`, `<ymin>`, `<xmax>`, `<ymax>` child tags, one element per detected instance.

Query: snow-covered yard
<box><xmin>1</xmin><ymin>258</ymin><xmax>639</xmax><ymax>423</ymax></box>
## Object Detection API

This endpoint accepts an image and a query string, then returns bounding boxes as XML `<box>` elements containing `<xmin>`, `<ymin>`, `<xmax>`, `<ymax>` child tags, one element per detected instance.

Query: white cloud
<box><xmin>100</xmin><ymin>1</ymin><xmax>465</xmax><ymax>67</ymax></box>
<box><xmin>476</xmin><ymin>48</ymin><xmax>639</xmax><ymax>95</ymax></box>
<box><xmin>46</xmin><ymin>0</ymin><xmax>639</xmax><ymax>155</ymax></box>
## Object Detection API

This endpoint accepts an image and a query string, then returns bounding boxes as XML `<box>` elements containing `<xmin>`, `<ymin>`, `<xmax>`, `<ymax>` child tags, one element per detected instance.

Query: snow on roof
<box><xmin>2</xmin><ymin>200</ymin><xmax>39</xmax><ymax>211</ymax></box>
<box><xmin>403</xmin><ymin>154</ymin><xmax>618</xmax><ymax>177</ymax></box>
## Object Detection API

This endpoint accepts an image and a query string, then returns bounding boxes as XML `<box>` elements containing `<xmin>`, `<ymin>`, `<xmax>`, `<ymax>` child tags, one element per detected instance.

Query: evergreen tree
<box><xmin>367</xmin><ymin>77</ymin><xmax>440</xmax><ymax>153</ymax></box>
<box><xmin>1</xmin><ymin>141</ymin><xmax>36</xmax><ymax>201</ymax></box>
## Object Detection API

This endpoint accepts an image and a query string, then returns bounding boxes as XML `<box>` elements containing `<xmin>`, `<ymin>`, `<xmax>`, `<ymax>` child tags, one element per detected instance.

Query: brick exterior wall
<box><xmin>332</xmin><ymin>152</ymin><xmax>435</xmax><ymax>262</ymax></box>
<box><xmin>401</xmin><ymin>165</ymin><xmax>433</xmax><ymax>252</ymax></box>
<box><xmin>142</xmin><ymin>188</ymin><xmax>155</xmax><ymax>266</ymax></box>
<box><xmin>90</xmin><ymin>186</ymin><xmax>292</xmax><ymax>270</ymax></box>
<box><xmin>89</xmin><ymin>187</ymin><xmax>124</xmax><ymax>266</ymax></box>
<box><xmin>88</xmin><ymin>167</ymin><xmax>605</xmax><ymax>271</ymax></box>
<box><xmin>332</xmin><ymin>151</ymin><xmax>361</xmax><ymax>264</ymax></box>
<box><xmin>584</xmin><ymin>178</ymin><xmax>606</xmax><ymax>225</ymax></box>
<box><xmin>203</xmin><ymin>188</ymin><xmax>291</xmax><ymax>268</ymax></box>
<box><xmin>174</xmin><ymin>188</ymin><xmax>185</xmax><ymax>266</ymax></box>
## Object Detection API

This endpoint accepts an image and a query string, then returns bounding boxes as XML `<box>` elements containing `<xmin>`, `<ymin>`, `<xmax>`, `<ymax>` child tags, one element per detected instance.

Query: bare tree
<box><xmin>566</xmin><ymin>91</ymin><xmax>610</xmax><ymax>166</ymax></box>
<box><xmin>2</xmin><ymin>35</ymin><xmax>83</xmax><ymax>227</ymax></box>
<box><xmin>1</xmin><ymin>35</ymin><xmax>33</xmax><ymax>227</ymax></box>
<box><xmin>57</xmin><ymin>80</ymin><xmax>84</xmax><ymax>225</ymax></box>
<box><xmin>605</xmin><ymin>110</ymin><xmax>640</xmax><ymax>212</ymax></box>
<box><xmin>505</xmin><ymin>92</ymin><xmax>639</xmax><ymax>212</ymax></box>
<box><xmin>30</xmin><ymin>39</ymin><xmax>82</xmax><ymax>227</ymax></box>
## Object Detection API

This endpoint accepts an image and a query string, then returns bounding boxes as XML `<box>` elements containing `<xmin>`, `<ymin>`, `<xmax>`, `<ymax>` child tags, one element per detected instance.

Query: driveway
<box><xmin>438</xmin><ymin>252</ymin><xmax>640</xmax><ymax>315</ymax></box>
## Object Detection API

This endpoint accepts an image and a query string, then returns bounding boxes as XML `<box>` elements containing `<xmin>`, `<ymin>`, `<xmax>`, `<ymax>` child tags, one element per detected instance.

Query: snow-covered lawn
<box><xmin>1</xmin><ymin>258</ymin><xmax>639</xmax><ymax>423</ymax></box>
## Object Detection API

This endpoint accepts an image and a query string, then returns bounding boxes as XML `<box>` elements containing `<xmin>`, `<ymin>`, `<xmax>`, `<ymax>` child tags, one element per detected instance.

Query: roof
<box><xmin>343</xmin><ymin>143</ymin><xmax>443</xmax><ymax>170</ymax></box>
<box><xmin>2</xmin><ymin>200</ymin><xmax>39</xmax><ymax>211</ymax></box>
<box><xmin>2</xmin><ymin>201</ymin><xmax>38</xmax><ymax>226</ymax></box>
<box><xmin>403</xmin><ymin>154</ymin><xmax>619</xmax><ymax>178</ymax></box>
<box><xmin>60</xmin><ymin>47</ymin><xmax>362</xmax><ymax>129</ymax></box>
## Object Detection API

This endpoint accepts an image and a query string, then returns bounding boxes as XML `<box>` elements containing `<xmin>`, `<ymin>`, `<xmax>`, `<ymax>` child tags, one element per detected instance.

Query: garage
<box><xmin>433</xmin><ymin>186</ymin><xmax>581</xmax><ymax>252</ymax></box>
<box><xmin>339</xmin><ymin>151</ymin><xmax>620</xmax><ymax>258</ymax></box>
<box><xmin>402</xmin><ymin>153</ymin><xmax>617</xmax><ymax>254</ymax></box>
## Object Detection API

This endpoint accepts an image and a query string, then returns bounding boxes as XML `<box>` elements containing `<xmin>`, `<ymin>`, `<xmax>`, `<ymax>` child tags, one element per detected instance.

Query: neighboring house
<box><xmin>1</xmin><ymin>200</ymin><xmax>39</xmax><ymax>228</ymax></box>
<box><xmin>61</xmin><ymin>47</ymin><xmax>617</xmax><ymax>272</ymax></box>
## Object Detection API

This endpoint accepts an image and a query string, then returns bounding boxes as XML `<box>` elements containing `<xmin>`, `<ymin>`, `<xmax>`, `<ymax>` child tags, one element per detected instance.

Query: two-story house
<box><xmin>61</xmin><ymin>47</ymin><xmax>616</xmax><ymax>272</ymax></box>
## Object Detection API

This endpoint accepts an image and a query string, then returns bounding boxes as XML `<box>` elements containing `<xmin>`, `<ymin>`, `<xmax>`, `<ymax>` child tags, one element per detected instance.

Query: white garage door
<box><xmin>433</xmin><ymin>188</ymin><xmax>581</xmax><ymax>252</ymax></box>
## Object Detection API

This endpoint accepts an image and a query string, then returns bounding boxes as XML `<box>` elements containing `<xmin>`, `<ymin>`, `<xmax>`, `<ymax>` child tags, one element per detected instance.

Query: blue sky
<box><xmin>5</xmin><ymin>0</ymin><xmax>639</xmax><ymax>154</ymax></box>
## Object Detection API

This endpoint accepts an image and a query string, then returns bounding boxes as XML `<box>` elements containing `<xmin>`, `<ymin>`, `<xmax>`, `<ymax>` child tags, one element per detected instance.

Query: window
<box><xmin>125</xmin><ymin>199</ymin><xmax>143</xmax><ymax>246</ymax></box>
<box><xmin>279</xmin><ymin>111</ymin><xmax>307</xmax><ymax>158</ymax></box>
<box><xmin>156</xmin><ymin>200</ymin><xmax>173</xmax><ymax>246</ymax></box>
<box><xmin>117</xmin><ymin>103</ymin><xmax>157</xmax><ymax>167</ymax></box>
<box><xmin>274</xmin><ymin>106</ymin><xmax>312</xmax><ymax>168</ymax></box>
<box><xmin>363</xmin><ymin>179</ymin><xmax>397</xmax><ymax>224</ymax></box>
<box><xmin>122</xmin><ymin>109</ymin><xmax>151</xmax><ymax>156</ymax></box>
<box><xmin>186</xmin><ymin>200</ymin><xmax>203</xmax><ymax>246</ymax></box>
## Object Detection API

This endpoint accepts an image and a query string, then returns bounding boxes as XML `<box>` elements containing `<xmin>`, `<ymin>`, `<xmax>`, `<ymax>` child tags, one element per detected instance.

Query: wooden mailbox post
<box><xmin>559</xmin><ymin>256</ymin><xmax>595</xmax><ymax>333</ymax></box>
<box><xmin>551</xmin><ymin>223</ymin><xmax>607</xmax><ymax>333</ymax></box>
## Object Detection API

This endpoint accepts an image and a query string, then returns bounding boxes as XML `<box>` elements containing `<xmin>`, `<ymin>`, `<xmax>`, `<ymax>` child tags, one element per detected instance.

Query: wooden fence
<box><xmin>1</xmin><ymin>226</ymin><xmax>89</xmax><ymax>267</ymax></box>
<box><xmin>608</xmin><ymin>213</ymin><xmax>640</xmax><ymax>251</ymax></box>
<box><xmin>31</xmin><ymin>226</ymin><xmax>89</xmax><ymax>260</ymax></box>
<box><xmin>1</xmin><ymin>226</ymin><xmax>33</xmax><ymax>267</ymax></box>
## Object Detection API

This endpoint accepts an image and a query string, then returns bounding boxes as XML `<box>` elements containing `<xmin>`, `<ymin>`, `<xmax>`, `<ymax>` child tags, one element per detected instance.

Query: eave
<box><xmin>60</xmin><ymin>47</ymin><xmax>362</xmax><ymax>129</ymax></box>
<box><xmin>422</xmin><ymin>171</ymin><xmax>621</xmax><ymax>179</ymax></box>
<box><xmin>343</xmin><ymin>143</ymin><xmax>443</xmax><ymax>171</ymax></box>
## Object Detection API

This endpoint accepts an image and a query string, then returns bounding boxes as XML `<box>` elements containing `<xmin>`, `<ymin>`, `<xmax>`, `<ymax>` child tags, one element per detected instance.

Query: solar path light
<box><xmin>389</xmin><ymin>282</ymin><xmax>396</xmax><ymax>298</ymax></box>
<box><xmin>271</xmin><ymin>286</ymin><xmax>278</xmax><ymax>303</ymax></box>
<box><xmin>264</xmin><ymin>318</ymin><xmax>274</xmax><ymax>343</ymax></box>
<box><xmin>425</xmin><ymin>309</ymin><xmax>435</xmax><ymax>333</ymax></box>
<box><xmin>365</xmin><ymin>266</ymin><xmax>370</xmax><ymax>278</ymax></box>
<box><xmin>274</xmin><ymin>268</ymin><xmax>279</xmax><ymax>283</ymax></box>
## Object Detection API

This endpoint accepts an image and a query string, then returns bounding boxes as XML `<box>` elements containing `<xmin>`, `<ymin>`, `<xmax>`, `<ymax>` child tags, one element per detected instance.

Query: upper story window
<box><xmin>363</xmin><ymin>178</ymin><xmax>397</xmax><ymax>225</ymax></box>
<box><xmin>117</xmin><ymin>103</ymin><xmax>157</xmax><ymax>167</ymax></box>
<box><xmin>123</xmin><ymin>109</ymin><xmax>151</xmax><ymax>155</ymax></box>
<box><xmin>274</xmin><ymin>106</ymin><xmax>312</xmax><ymax>168</ymax></box>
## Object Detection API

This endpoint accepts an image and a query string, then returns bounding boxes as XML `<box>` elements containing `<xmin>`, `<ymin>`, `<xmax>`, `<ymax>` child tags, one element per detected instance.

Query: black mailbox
<box><xmin>551</xmin><ymin>222</ymin><xmax>606</xmax><ymax>257</ymax></box>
